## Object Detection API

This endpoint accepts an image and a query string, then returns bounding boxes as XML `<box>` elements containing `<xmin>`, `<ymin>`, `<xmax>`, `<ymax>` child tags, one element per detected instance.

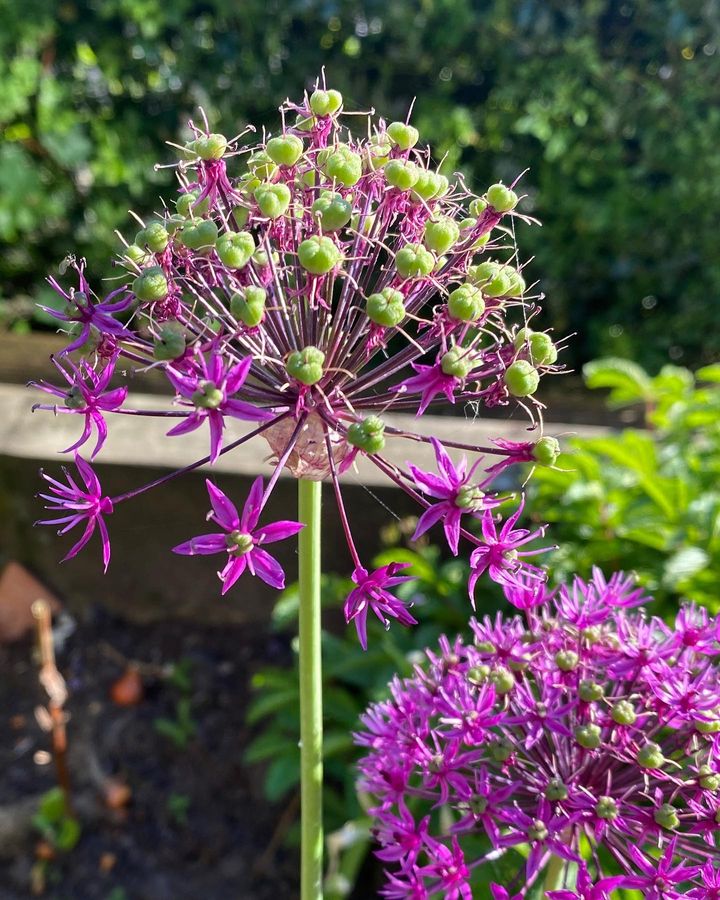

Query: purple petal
<box><xmin>443</xmin><ymin>508</ymin><xmax>462</xmax><ymax>555</ymax></box>
<box><xmin>407</xmin><ymin>464</ymin><xmax>453</xmax><ymax>499</ymax></box>
<box><xmin>167</xmin><ymin>414</ymin><xmax>204</xmax><ymax>438</ymax></box>
<box><xmin>220</xmin><ymin>556</ymin><xmax>247</xmax><ymax>594</ymax></box>
<box><xmin>241</xmin><ymin>477</ymin><xmax>264</xmax><ymax>531</ymax></box>
<box><xmin>208</xmin><ymin>410</ymin><xmax>224</xmax><ymax>463</ymax></box>
<box><xmin>224</xmin><ymin>357</ymin><xmax>252</xmax><ymax>394</ymax></box>
<box><xmin>223</xmin><ymin>398</ymin><xmax>275</xmax><ymax>421</ymax></box>
<box><xmin>248</xmin><ymin>547</ymin><xmax>286</xmax><ymax>590</ymax></box>
<box><xmin>412</xmin><ymin>503</ymin><xmax>448</xmax><ymax>542</ymax></box>
<box><xmin>172</xmin><ymin>533</ymin><xmax>228</xmax><ymax>556</ymax></box>
<box><xmin>74</xmin><ymin>454</ymin><xmax>100</xmax><ymax>495</ymax></box>
<box><xmin>431</xmin><ymin>438</ymin><xmax>464</xmax><ymax>487</ymax></box>
<box><xmin>255</xmin><ymin>520</ymin><xmax>304</xmax><ymax>544</ymax></box>
<box><xmin>205</xmin><ymin>480</ymin><xmax>240</xmax><ymax>530</ymax></box>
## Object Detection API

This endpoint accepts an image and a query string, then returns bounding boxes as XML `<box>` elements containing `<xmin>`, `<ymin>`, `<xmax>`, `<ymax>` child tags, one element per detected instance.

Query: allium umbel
<box><xmin>33</xmin><ymin>82</ymin><xmax>561</xmax><ymax>639</ymax></box>
<box><xmin>356</xmin><ymin>572</ymin><xmax>720</xmax><ymax>897</ymax></box>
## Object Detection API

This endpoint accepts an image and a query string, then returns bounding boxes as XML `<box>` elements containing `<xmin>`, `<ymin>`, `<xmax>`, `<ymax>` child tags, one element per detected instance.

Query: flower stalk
<box><xmin>298</xmin><ymin>478</ymin><xmax>323</xmax><ymax>900</ymax></box>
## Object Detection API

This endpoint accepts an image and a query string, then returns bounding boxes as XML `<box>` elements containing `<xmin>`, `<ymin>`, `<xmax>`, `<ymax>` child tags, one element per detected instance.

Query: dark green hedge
<box><xmin>2</xmin><ymin>0</ymin><xmax>718</xmax><ymax>368</ymax></box>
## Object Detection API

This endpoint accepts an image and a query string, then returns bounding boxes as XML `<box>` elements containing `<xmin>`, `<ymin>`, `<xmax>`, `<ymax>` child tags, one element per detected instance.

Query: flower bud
<box><xmin>180</xmin><ymin>219</ymin><xmax>219</xmax><ymax>253</ymax></box>
<box><xmin>575</xmin><ymin>723</ymin><xmax>601</xmax><ymax>749</ymax></box>
<box><xmin>653</xmin><ymin>803</ymin><xmax>679</xmax><ymax>830</ymax></box>
<box><xmin>533</xmin><ymin>436</ymin><xmax>560</xmax><ymax>467</ymax></box>
<box><xmin>395</xmin><ymin>243</ymin><xmax>435</xmax><ymax>279</ymax></box>
<box><xmin>347</xmin><ymin>416</ymin><xmax>386</xmax><ymax>454</ymax></box>
<box><xmin>216</xmin><ymin>231</ymin><xmax>255</xmax><ymax>269</ymax></box>
<box><xmin>153</xmin><ymin>320</ymin><xmax>186</xmax><ymax>360</ymax></box>
<box><xmin>596</xmin><ymin>796</ymin><xmax>618</xmax><ymax>821</ymax></box>
<box><xmin>322</xmin><ymin>146</ymin><xmax>362</xmax><ymax>187</ymax></box>
<box><xmin>487</xmin><ymin>183</ymin><xmax>518</xmax><ymax>212</ymax></box>
<box><xmin>441</xmin><ymin>347</ymin><xmax>474</xmax><ymax>379</ymax></box>
<box><xmin>611</xmin><ymin>700</ymin><xmax>637</xmax><ymax>726</ymax></box>
<box><xmin>424</xmin><ymin>217</ymin><xmax>460</xmax><ymax>254</ymax></box>
<box><xmin>555</xmin><ymin>649</ymin><xmax>579</xmax><ymax>672</ymax></box>
<box><xmin>311</xmin><ymin>192</ymin><xmax>353</xmax><ymax>232</ymax></box>
<box><xmin>544</xmin><ymin>779</ymin><xmax>568</xmax><ymax>801</ymax></box>
<box><xmin>286</xmin><ymin>346</ymin><xmax>325</xmax><ymax>386</ymax></box>
<box><xmin>505</xmin><ymin>360</ymin><xmax>540</xmax><ymax>398</ymax></box>
<box><xmin>230</xmin><ymin>286</ymin><xmax>266</xmax><ymax>327</ymax></box>
<box><xmin>132</xmin><ymin>266</ymin><xmax>168</xmax><ymax>302</ymax></box>
<box><xmin>366</xmin><ymin>288</ymin><xmax>405</xmax><ymax>327</ymax></box>
<box><xmin>265</xmin><ymin>134</ymin><xmax>304</xmax><ymax>167</ymax></box>
<box><xmin>579</xmin><ymin>680</ymin><xmax>604</xmax><ymax>702</ymax></box>
<box><xmin>194</xmin><ymin>133</ymin><xmax>227</xmax><ymax>160</ymax></box>
<box><xmin>298</xmin><ymin>235</ymin><xmax>343</xmax><ymax>275</ymax></box>
<box><xmin>386</xmin><ymin>121</ymin><xmax>420</xmax><ymax>150</ymax></box>
<box><xmin>384</xmin><ymin>159</ymin><xmax>420</xmax><ymax>191</ymax></box>
<box><xmin>515</xmin><ymin>328</ymin><xmax>558</xmax><ymax>366</ymax></box>
<box><xmin>309</xmin><ymin>88</ymin><xmax>343</xmax><ymax>117</ymax></box>
<box><xmin>175</xmin><ymin>189</ymin><xmax>210</xmax><ymax>217</ymax></box>
<box><xmin>447</xmin><ymin>285</ymin><xmax>485</xmax><ymax>322</ymax></box>
<box><xmin>637</xmin><ymin>741</ymin><xmax>665</xmax><ymax>769</ymax></box>
<box><xmin>136</xmin><ymin>221</ymin><xmax>169</xmax><ymax>254</ymax></box>
<box><xmin>191</xmin><ymin>380</ymin><xmax>224</xmax><ymax>409</ymax></box>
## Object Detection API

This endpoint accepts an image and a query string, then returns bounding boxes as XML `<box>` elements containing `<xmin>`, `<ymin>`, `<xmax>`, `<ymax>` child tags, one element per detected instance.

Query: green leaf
<box><xmin>246</xmin><ymin>688</ymin><xmax>298</xmax><ymax>725</ymax></box>
<box><xmin>697</xmin><ymin>364</ymin><xmax>720</xmax><ymax>384</ymax></box>
<box><xmin>55</xmin><ymin>816</ymin><xmax>81</xmax><ymax>851</ymax></box>
<box><xmin>662</xmin><ymin>546</ymin><xmax>710</xmax><ymax>588</ymax></box>
<box><xmin>583</xmin><ymin>357</ymin><xmax>652</xmax><ymax>406</ymax></box>
<box><xmin>38</xmin><ymin>787</ymin><xmax>67</xmax><ymax>823</ymax></box>
<box><xmin>245</xmin><ymin>731</ymin><xmax>296</xmax><ymax>764</ymax></box>
<box><xmin>264</xmin><ymin>753</ymin><xmax>300</xmax><ymax>802</ymax></box>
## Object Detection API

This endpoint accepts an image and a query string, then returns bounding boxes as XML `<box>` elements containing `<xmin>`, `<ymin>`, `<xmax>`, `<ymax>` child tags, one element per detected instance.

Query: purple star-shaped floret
<box><xmin>344</xmin><ymin>562</ymin><xmax>417</xmax><ymax>650</ymax></box>
<box><xmin>408</xmin><ymin>438</ymin><xmax>501</xmax><ymax>555</ymax></box>
<box><xmin>621</xmin><ymin>837</ymin><xmax>700</xmax><ymax>898</ymax></box>
<box><xmin>172</xmin><ymin>478</ymin><xmax>303</xmax><ymax>593</ymax></box>
<box><xmin>166</xmin><ymin>350</ymin><xmax>275</xmax><ymax>462</ymax></box>
<box><xmin>37</xmin><ymin>454</ymin><xmax>114</xmax><ymax>571</ymax></box>
<box><xmin>393</xmin><ymin>361</ymin><xmax>463</xmax><ymax>415</ymax></box>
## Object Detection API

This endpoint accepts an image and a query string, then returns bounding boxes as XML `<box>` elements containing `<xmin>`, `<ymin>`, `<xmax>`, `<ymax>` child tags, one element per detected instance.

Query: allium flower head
<box><xmin>34</xmin><ymin>79</ymin><xmax>562</xmax><ymax>642</ymax></box>
<box><xmin>356</xmin><ymin>574</ymin><xmax>720</xmax><ymax>896</ymax></box>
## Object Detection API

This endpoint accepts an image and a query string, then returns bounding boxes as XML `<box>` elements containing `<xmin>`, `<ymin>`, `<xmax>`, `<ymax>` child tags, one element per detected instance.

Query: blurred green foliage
<box><xmin>530</xmin><ymin>357</ymin><xmax>720</xmax><ymax>613</ymax></box>
<box><xmin>1</xmin><ymin>0</ymin><xmax>719</xmax><ymax>367</ymax></box>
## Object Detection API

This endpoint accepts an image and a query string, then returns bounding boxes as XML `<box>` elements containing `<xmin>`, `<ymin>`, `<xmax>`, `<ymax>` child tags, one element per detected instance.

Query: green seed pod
<box><xmin>459</xmin><ymin>217</ymin><xmax>477</xmax><ymax>231</ymax></box>
<box><xmin>455</xmin><ymin>485</ymin><xmax>484</xmax><ymax>510</ymax></box>
<box><xmin>165</xmin><ymin>214</ymin><xmax>186</xmax><ymax>236</ymax></box>
<box><xmin>298</xmin><ymin>235</ymin><xmax>343</xmax><ymax>275</ymax></box>
<box><xmin>515</xmin><ymin>329</ymin><xmax>558</xmax><ymax>366</ymax></box>
<box><xmin>410</xmin><ymin>170</ymin><xmax>442</xmax><ymax>203</ymax></box>
<box><xmin>505</xmin><ymin>360</ymin><xmax>540</xmax><ymax>398</ymax></box>
<box><xmin>366</xmin><ymin>287</ymin><xmax>405</xmax><ymax>327</ymax></box>
<box><xmin>386</xmin><ymin>121</ymin><xmax>420</xmax><ymax>150</ymax></box>
<box><xmin>532</xmin><ymin>436</ymin><xmax>561</xmax><ymax>467</ymax></box>
<box><xmin>506</xmin><ymin>269</ymin><xmax>526</xmax><ymax>297</ymax></box>
<box><xmin>469</xmin><ymin>198</ymin><xmax>488</xmax><ymax>217</ymax></box>
<box><xmin>309</xmin><ymin>88</ymin><xmax>343</xmax><ymax>117</ymax></box>
<box><xmin>347</xmin><ymin>416</ymin><xmax>386</xmax><ymax>454</ymax></box>
<box><xmin>64</xmin><ymin>386</ymin><xmax>86</xmax><ymax>410</ymax></box>
<box><xmin>230</xmin><ymin>286</ymin><xmax>267</xmax><ymax>327</ymax></box>
<box><xmin>579</xmin><ymin>680</ymin><xmax>604</xmax><ymax>702</ymax></box>
<box><xmin>365</xmin><ymin>136</ymin><xmax>392</xmax><ymax>170</ymax></box>
<box><xmin>136</xmin><ymin>221</ymin><xmax>169</xmax><ymax>254</ymax></box>
<box><xmin>611</xmin><ymin>700</ymin><xmax>637</xmax><ymax>726</ymax></box>
<box><xmin>194</xmin><ymin>133</ymin><xmax>227</xmax><ymax>161</ymax></box>
<box><xmin>311</xmin><ymin>192</ymin><xmax>353</xmax><ymax>231</ymax></box>
<box><xmin>698</xmin><ymin>765</ymin><xmax>720</xmax><ymax>791</ymax></box>
<box><xmin>254</xmin><ymin>183</ymin><xmax>291</xmax><ymax>219</ymax></box>
<box><xmin>132</xmin><ymin>265</ymin><xmax>168</xmax><ymax>302</ymax></box>
<box><xmin>581</xmin><ymin>625</ymin><xmax>602</xmax><ymax>644</ymax></box>
<box><xmin>384</xmin><ymin>159</ymin><xmax>420</xmax><ymax>191</ymax></box>
<box><xmin>180</xmin><ymin>219</ymin><xmax>219</xmax><ymax>252</ymax></box>
<box><xmin>434</xmin><ymin>174</ymin><xmax>450</xmax><ymax>198</ymax></box>
<box><xmin>555</xmin><ymin>649</ymin><xmax>579</xmax><ymax>672</ymax></box>
<box><xmin>231</xmin><ymin>206</ymin><xmax>250</xmax><ymax>229</ymax></box>
<box><xmin>695</xmin><ymin>716</ymin><xmax>720</xmax><ymax>734</ymax></box>
<box><xmin>596</xmin><ymin>796</ymin><xmax>619</xmax><ymax>821</ymax></box>
<box><xmin>467</xmin><ymin>665</ymin><xmax>490</xmax><ymax>685</ymax></box>
<box><xmin>252</xmin><ymin>247</ymin><xmax>280</xmax><ymax>269</ymax></box>
<box><xmin>575</xmin><ymin>723</ymin><xmax>602</xmax><ymax>750</ymax></box>
<box><xmin>487</xmin><ymin>182</ymin><xmax>519</xmax><ymax>213</ymax></box>
<box><xmin>637</xmin><ymin>741</ymin><xmax>665</xmax><ymax>769</ymax></box>
<box><xmin>265</xmin><ymin>134</ymin><xmax>304</xmax><ymax>167</ymax></box>
<box><xmin>528</xmin><ymin>819</ymin><xmax>548</xmax><ymax>842</ymax></box>
<box><xmin>467</xmin><ymin>261</ymin><xmax>511</xmax><ymax>297</ymax></box>
<box><xmin>424</xmin><ymin>217</ymin><xmax>460</xmax><ymax>254</ymax></box>
<box><xmin>395</xmin><ymin>243</ymin><xmax>435</xmax><ymax>279</ymax></box>
<box><xmin>447</xmin><ymin>284</ymin><xmax>485</xmax><ymax>322</ymax></box>
<box><xmin>490</xmin><ymin>738</ymin><xmax>513</xmax><ymax>762</ymax></box>
<box><xmin>216</xmin><ymin>232</ymin><xmax>255</xmax><ymax>269</ymax></box>
<box><xmin>294</xmin><ymin>113</ymin><xmax>316</xmax><ymax>133</ymax></box>
<box><xmin>153</xmin><ymin>320</ymin><xmax>186</xmax><ymax>360</ymax></box>
<box><xmin>191</xmin><ymin>380</ymin><xmax>224</xmax><ymax>409</ymax></box>
<box><xmin>175</xmin><ymin>190</ymin><xmax>210</xmax><ymax>217</ymax></box>
<box><xmin>124</xmin><ymin>244</ymin><xmax>149</xmax><ymax>265</ymax></box>
<box><xmin>489</xmin><ymin>666</ymin><xmax>514</xmax><ymax>695</ymax></box>
<box><xmin>441</xmin><ymin>347</ymin><xmax>473</xmax><ymax>379</ymax></box>
<box><xmin>544</xmin><ymin>779</ymin><xmax>568</xmax><ymax>802</ymax></box>
<box><xmin>286</xmin><ymin>346</ymin><xmax>325</xmax><ymax>386</ymax></box>
<box><xmin>653</xmin><ymin>803</ymin><xmax>679</xmax><ymax>830</ymax></box>
<box><xmin>323</xmin><ymin>146</ymin><xmax>362</xmax><ymax>187</ymax></box>
<box><xmin>247</xmin><ymin>150</ymin><xmax>277</xmax><ymax>179</ymax></box>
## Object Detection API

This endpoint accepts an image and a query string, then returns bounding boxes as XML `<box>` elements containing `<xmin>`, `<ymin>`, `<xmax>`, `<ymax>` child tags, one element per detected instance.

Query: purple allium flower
<box><xmin>172</xmin><ymin>478</ymin><xmax>303</xmax><ymax>592</ymax></box>
<box><xmin>31</xmin><ymin>354</ymin><xmax>127</xmax><ymax>458</ymax></box>
<box><xmin>356</xmin><ymin>572</ymin><xmax>720</xmax><ymax>897</ymax></box>
<box><xmin>34</xmin><ymin>80</ymin><xmax>562</xmax><ymax>642</ymax></box>
<box><xmin>344</xmin><ymin>563</ymin><xmax>417</xmax><ymax>650</ymax></box>
<box><xmin>36</xmin><ymin>454</ymin><xmax>113</xmax><ymax>571</ymax></box>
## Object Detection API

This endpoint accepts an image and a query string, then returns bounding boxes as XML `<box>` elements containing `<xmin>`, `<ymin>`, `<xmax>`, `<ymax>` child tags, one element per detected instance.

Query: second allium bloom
<box><xmin>35</xmin><ymin>82</ymin><xmax>561</xmax><ymax>643</ymax></box>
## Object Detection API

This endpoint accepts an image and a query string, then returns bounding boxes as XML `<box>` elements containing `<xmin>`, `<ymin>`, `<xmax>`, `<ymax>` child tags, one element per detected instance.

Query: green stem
<box><xmin>543</xmin><ymin>854</ymin><xmax>566</xmax><ymax>893</ymax></box>
<box><xmin>298</xmin><ymin>478</ymin><xmax>323</xmax><ymax>900</ymax></box>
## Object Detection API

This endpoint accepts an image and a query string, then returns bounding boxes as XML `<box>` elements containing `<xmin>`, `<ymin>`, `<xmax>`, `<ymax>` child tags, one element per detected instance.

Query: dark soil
<box><xmin>0</xmin><ymin>606</ymin><xmax>302</xmax><ymax>900</ymax></box>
